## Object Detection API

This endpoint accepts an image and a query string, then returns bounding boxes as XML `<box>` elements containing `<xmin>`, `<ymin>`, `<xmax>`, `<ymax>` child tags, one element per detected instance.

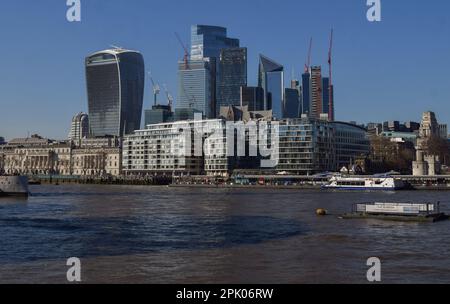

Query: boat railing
<box><xmin>353</xmin><ymin>202</ymin><xmax>441</xmax><ymax>215</ymax></box>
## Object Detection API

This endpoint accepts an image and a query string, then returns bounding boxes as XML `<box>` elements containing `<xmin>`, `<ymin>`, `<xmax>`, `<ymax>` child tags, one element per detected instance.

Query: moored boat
<box><xmin>341</xmin><ymin>202</ymin><xmax>448</xmax><ymax>222</ymax></box>
<box><xmin>0</xmin><ymin>175</ymin><xmax>30</xmax><ymax>197</ymax></box>
<box><xmin>322</xmin><ymin>174</ymin><xmax>405</xmax><ymax>191</ymax></box>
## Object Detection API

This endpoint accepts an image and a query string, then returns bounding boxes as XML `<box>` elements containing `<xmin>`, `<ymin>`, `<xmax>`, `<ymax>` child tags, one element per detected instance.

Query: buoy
<box><xmin>316</xmin><ymin>208</ymin><xmax>328</xmax><ymax>216</ymax></box>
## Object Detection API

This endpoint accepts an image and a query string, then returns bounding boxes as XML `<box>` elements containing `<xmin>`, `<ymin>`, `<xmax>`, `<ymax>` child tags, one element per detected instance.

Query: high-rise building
<box><xmin>322</xmin><ymin>77</ymin><xmax>330</xmax><ymax>117</ymax></box>
<box><xmin>68</xmin><ymin>112</ymin><xmax>89</xmax><ymax>141</ymax></box>
<box><xmin>0</xmin><ymin>137</ymin><xmax>5</xmax><ymax>145</ymax></box>
<box><xmin>310</xmin><ymin>66</ymin><xmax>323</xmax><ymax>119</ymax></box>
<box><xmin>177</xmin><ymin>25</ymin><xmax>242</xmax><ymax>119</ymax></box>
<box><xmin>176</xmin><ymin>59</ymin><xmax>213</xmax><ymax>118</ymax></box>
<box><xmin>284</xmin><ymin>88</ymin><xmax>300</xmax><ymax>119</ymax></box>
<box><xmin>301</xmin><ymin>72</ymin><xmax>311</xmax><ymax>116</ymax></box>
<box><xmin>240</xmin><ymin>86</ymin><xmax>265</xmax><ymax>111</ymax></box>
<box><xmin>190</xmin><ymin>25</ymin><xmax>239</xmax><ymax>60</ymax></box>
<box><xmin>216</xmin><ymin>48</ymin><xmax>247</xmax><ymax>115</ymax></box>
<box><xmin>85</xmin><ymin>48</ymin><xmax>145</xmax><ymax>137</ymax></box>
<box><xmin>185</xmin><ymin>25</ymin><xmax>242</xmax><ymax>118</ymax></box>
<box><xmin>144</xmin><ymin>105</ymin><xmax>173</xmax><ymax>126</ymax></box>
<box><xmin>258</xmin><ymin>54</ymin><xmax>284</xmax><ymax>119</ymax></box>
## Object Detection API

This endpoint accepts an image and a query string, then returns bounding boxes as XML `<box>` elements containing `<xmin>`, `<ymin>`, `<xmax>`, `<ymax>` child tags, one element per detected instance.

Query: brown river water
<box><xmin>0</xmin><ymin>184</ymin><xmax>449</xmax><ymax>284</ymax></box>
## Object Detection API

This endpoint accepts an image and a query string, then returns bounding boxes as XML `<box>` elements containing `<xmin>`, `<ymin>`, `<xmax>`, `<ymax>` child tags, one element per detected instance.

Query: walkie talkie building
<box><xmin>85</xmin><ymin>48</ymin><xmax>145</xmax><ymax>137</ymax></box>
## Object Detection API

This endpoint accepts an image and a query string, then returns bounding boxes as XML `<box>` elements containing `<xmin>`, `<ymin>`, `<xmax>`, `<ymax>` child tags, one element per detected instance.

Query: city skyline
<box><xmin>1</xmin><ymin>1</ymin><xmax>450</xmax><ymax>140</ymax></box>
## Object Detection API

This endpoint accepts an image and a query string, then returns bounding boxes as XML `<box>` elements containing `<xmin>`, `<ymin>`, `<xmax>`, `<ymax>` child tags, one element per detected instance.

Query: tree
<box><xmin>426</xmin><ymin>136</ymin><xmax>450</xmax><ymax>166</ymax></box>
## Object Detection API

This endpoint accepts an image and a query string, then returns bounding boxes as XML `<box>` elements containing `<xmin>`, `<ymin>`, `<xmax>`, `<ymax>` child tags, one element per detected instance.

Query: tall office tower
<box><xmin>190</xmin><ymin>25</ymin><xmax>240</xmax><ymax>60</ymax></box>
<box><xmin>301</xmin><ymin>72</ymin><xmax>311</xmax><ymax>116</ymax></box>
<box><xmin>322</xmin><ymin>77</ymin><xmax>330</xmax><ymax>116</ymax></box>
<box><xmin>68</xmin><ymin>112</ymin><xmax>89</xmax><ymax>141</ymax></box>
<box><xmin>240</xmin><ymin>86</ymin><xmax>265</xmax><ymax>111</ymax></box>
<box><xmin>85</xmin><ymin>48</ymin><xmax>145</xmax><ymax>137</ymax></box>
<box><xmin>216</xmin><ymin>48</ymin><xmax>247</xmax><ymax>115</ymax></box>
<box><xmin>309</xmin><ymin>66</ymin><xmax>323</xmax><ymax>119</ymax></box>
<box><xmin>258</xmin><ymin>54</ymin><xmax>284</xmax><ymax>119</ymax></box>
<box><xmin>284</xmin><ymin>88</ymin><xmax>300</xmax><ymax>119</ymax></box>
<box><xmin>188</xmin><ymin>25</ymin><xmax>241</xmax><ymax>118</ymax></box>
<box><xmin>176</xmin><ymin>59</ymin><xmax>213</xmax><ymax>118</ymax></box>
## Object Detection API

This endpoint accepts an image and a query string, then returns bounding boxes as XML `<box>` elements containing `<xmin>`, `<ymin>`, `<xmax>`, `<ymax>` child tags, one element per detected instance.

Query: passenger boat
<box><xmin>0</xmin><ymin>175</ymin><xmax>30</xmax><ymax>197</ymax></box>
<box><xmin>322</xmin><ymin>174</ymin><xmax>405</xmax><ymax>191</ymax></box>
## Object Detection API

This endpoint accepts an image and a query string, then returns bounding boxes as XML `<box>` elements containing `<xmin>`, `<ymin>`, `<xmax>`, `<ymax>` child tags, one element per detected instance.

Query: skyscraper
<box><xmin>310</xmin><ymin>66</ymin><xmax>323</xmax><ymax>119</ymax></box>
<box><xmin>284</xmin><ymin>88</ymin><xmax>300</xmax><ymax>119</ymax></box>
<box><xmin>301</xmin><ymin>72</ymin><xmax>311</xmax><ymax>116</ymax></box>
<box><xmin>216</xmin><ymin>48</ymin><xmax>247</xmax><ymax>115</ymax></box>
<box><xmin>240</xmin><ymin>86</ymin><xmax>265</xmax><ymax>111</ymax></box>
<box><xmin>68</xmin><ymin>112</ymin><xmax>89</xmax><ymax>141</ymax></box>
<box><xmin>86</xmin><ymin>48</ymin><xmax>145</xmax><ymax>137</ymax></box>
<box><xmin>178</xmin><ymin>25</ymin><xmax>243</xmax><ymax>118</ymax></box>
<box><xmin>190</xmin><ymin>25</ymin><xmax>240</xmax><ymax>60</ymax></box>
<box><xmin>258</xmin><ymin>55</ymin><xmax>284</xmax><ymax>119</ymax></box>
<box><xmin>177</xmin><ymin>59</ymin><xmax>212</xmax><ymax>118</ymax></box>
<box><xmin>322</xmin><ymin>77</ymin><xmax>330</xmax><ymax>116</ymax></box>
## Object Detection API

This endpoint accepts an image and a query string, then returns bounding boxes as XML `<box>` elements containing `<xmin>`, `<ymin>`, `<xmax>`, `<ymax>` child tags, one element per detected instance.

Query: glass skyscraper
<box><xmin>258</xmin><ymin>55</ymin><xmax>284</xmax><ymax>119</ymax></box>
<box><xmin>216</xmin><ymin>48</ymin><xmax>247</xmax><ymax>115</ymax></box>
<box><xmin>284</xmin><ymin>88</ymin><xmax>300</xmax><ymax>119</ymax></box>
<box><xmin>85</xmin><ymin>48</ymin><xmax>145</xmax><ymax>137</ymax></box>
<box><xmin>240</xmin><ymin>86</ymin><xmax>265</xmax><ymax>111</ymax></box>
<box><xmin>177</xmin><ymin>59</ymin><xmax>212</xmax><ymax>118</ymax></box>
<box><xmin>176</xmin><ymin>25</ymin><xmax>243</xmax><ymax>118</ymax></box>
<box><xmin>190</xmin><ymin>25</ymin><xmax>239</xmax><ymax>60</ymax></box>
<box><xmin>322</xmin><ymin>77</ymin><xmax>330</xmax><ymax>116</ymax></box>
<box><xmin>301</xmin><ymin>72</ymin><xmax>311</xmax><ymax>116</ymax></box>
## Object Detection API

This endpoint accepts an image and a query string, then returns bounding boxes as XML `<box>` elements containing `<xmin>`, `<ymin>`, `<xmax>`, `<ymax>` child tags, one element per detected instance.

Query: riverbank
<box><xmin>26</xmin><ymin>175</ymin><xmax>450</xmax><ymax>191</ymax></box>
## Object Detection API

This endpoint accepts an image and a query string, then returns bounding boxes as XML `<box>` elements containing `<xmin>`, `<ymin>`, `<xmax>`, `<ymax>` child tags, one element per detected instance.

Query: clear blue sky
<box><xmin>0</xmin><ymin>0</ymin><xmax>449</xmax><ymax>140</ymax></box>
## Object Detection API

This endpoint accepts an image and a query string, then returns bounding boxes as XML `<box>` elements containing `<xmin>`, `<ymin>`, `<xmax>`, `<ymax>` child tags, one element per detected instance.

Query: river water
<box><xmin>0</xmin><ymin>184</ymin><xmax>449</xmax><ymax>284</ymax></box>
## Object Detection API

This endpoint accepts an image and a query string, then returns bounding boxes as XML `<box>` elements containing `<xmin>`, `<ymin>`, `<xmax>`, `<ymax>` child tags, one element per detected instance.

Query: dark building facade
<box><xmin>284</xmin><ymin>88</ymin><xmax>300</xmax><ymax>119</ymax></box>
<box><xmin>216</xmin><ymin>48</ymin><xmax>247</xmax><ymax>115</ymax></box>
<box><xmin>301</xmin><ymin>72</ymin><xmax>311</xmax><ymax>116</ymax></box>
<box><xmin>86</xmin><ymin>48</ymin><xmax>145</xmax><ymax>137</ymax></box>
<box><xmin>240</xmin><ymin>86</ymin><xmax>265</xmax><ymax>111</ymax></box>
<box><xmin>144</xmin><ymin>105</ymin><xmax>173</xmax><ymax>126</ymax></box>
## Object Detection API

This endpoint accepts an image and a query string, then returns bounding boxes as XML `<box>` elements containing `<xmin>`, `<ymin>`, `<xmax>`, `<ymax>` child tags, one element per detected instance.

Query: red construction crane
<box><xmin>304</xmin><ymin>37</ymin><xmax>313</xmax><ymax>73</ymax></box>
<box><xmin>175</xmin><ymin>32</ymin><xmax>190</xmax><ymax>70</ymax></box>
<box><xmin>328</xmin><ymin>29</ymin><xmax>334</xmax><ymax>121</ymax></box>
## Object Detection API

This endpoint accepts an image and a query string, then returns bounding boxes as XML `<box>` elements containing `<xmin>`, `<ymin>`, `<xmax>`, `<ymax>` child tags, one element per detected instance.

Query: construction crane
<box><xmin>163</xmin><ymin>84</ymin><xmax>174</xmax><ymax>110</ymax></box>
<box><xmin>327</xmin><ymin>29</ymin><xmax>334</xmax><ymax>121</ymax></box>
<box><xmin>147</xmin><ymin>71</ymin><xmax>160</xmax><ymax>106</ymax></box>
<box><xmin>175</xmin><ymin>32</ymin><xmax>190</xmax><ymax>70</ymax></box>
<box><xmin>304</xmin><ymin>37</ymin><xmax>313</xmax><ymax>73</ymax></box>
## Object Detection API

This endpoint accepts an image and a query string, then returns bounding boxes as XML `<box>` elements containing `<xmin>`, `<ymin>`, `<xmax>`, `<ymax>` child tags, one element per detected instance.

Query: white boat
<box><xmin>0</xmin><ymin>176</ymin><xmax>30</xmax><ymax>197</ymax></box>
<box><xmin>323</xmin><ymin>175</ymin><xmax>405</xmax><ymax>191</ymax></box>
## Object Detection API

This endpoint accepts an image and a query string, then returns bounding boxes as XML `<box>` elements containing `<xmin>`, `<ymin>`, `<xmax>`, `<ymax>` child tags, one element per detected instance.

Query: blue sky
<box><xmin>0</xmin><ymin>0</ymin><xmax>449</xmax><ymax>140</ymax></box>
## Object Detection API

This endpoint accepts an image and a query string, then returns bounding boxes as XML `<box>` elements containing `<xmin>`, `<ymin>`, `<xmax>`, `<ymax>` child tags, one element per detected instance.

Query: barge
<box><xmin>341</xmin><ymin>202</ymin><xmax>448</xmax><ymax>222</ymax></box>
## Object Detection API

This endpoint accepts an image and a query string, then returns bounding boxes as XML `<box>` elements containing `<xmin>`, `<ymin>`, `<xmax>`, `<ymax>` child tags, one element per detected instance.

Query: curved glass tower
<box><xmin>86</xmin><ymin>48</ymin><xmax>145</xmax><ymax>137</ymax></box>
<box><xmin>258</xmin><ymin>55</ymin><xmax>284</xmax><ymax>119</ymax></box>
